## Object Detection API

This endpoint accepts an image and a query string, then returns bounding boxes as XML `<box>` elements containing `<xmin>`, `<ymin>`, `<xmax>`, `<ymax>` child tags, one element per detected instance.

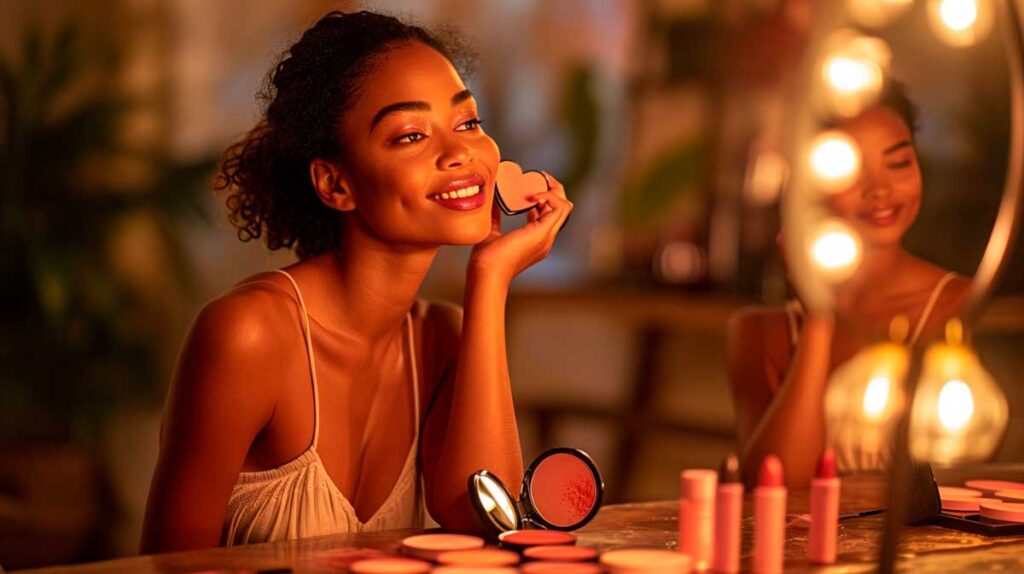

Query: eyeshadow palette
<box><xmin>936</xmin><ymin>480</ymin><xmax>1024</xmax><ymax>536</ymax></box>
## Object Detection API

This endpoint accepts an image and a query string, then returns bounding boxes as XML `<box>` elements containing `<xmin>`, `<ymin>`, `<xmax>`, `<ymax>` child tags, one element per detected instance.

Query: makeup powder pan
<box><xmin>468</xmin><ymin>447</ymin><xmax>604</xmax><ymax>536</ymax></box>
<box><xmin>523</xmin><ymin>545</ymin><xmax>599</xmax><ymax>561</ymax></box>
<box><xmin>348</xmin><ymin>558</ymin><xmax>431</xmax><ymax>574</ymax></box>
<box><xmin>400</xmin><ymin>534</ymin><xmax>484</xmax><ymax>561</ymax></box>
<box><xmin>520</xmin><ymin>562</ymin><xmax>602</xmax><ymax>574</ymax></box>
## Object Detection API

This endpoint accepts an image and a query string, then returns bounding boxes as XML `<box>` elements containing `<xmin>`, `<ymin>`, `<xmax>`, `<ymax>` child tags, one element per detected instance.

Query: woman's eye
<box><xmin>888</xmin><ymin>159</ymin><xmax>913</xmax><ymax>169</ymax></box>
<box><xmin>456</xmin><ymin>118</ymin><xmax>483</xmax><ymax>131</ymax></box>
<box><xmin>395</xmin><ymin>132</ymin><xmax>426</xmax><ymax>144</ymax></box>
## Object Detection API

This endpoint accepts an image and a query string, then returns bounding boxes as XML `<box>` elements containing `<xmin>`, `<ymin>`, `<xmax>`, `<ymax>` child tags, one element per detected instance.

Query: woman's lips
<box><xmin>428</xmin><ymin>178</ymin><xmax>487</xmax><ymax>211</ymax></box>
<box><xmin>860</xmin><ymin>205</ymin><xmax>901</xmax><ymax>227</ymax></box>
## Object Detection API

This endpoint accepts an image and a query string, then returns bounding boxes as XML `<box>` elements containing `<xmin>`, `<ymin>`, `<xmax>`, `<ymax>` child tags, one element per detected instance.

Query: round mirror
<box><xmin>468</xmin><ymin>470</ymin><xmax>519</xmax><ymax>533</ymax></box>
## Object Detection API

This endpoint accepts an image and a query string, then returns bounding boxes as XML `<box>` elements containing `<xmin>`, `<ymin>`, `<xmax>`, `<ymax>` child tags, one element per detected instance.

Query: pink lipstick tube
<box><xmin>679</xmin><ymin>469</ymin><xmax>717</xmax><ymax>570</ymax></box>
<box><xmin>809</xmin><ymin>448</ymin><xmax>840</xmax><ymax>564</ymax></box>
<box><xmin>712</xmin><ymin>454</ymin><xmax>743</xmax><ymax>573</ymax></box>
<box><xmin>753</xmin><ymin>455</ymin><xmax>786</xmax><ymax>574</ymax></box>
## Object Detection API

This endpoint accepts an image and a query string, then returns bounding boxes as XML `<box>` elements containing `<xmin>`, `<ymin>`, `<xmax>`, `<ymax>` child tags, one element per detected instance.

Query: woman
<box><xmin>728</xmin><ymin>84</ymin><xmax>970</xmax><ymax>487</ymax></box>
<box><xmin>141</xmin><ymin>11</ymin><xmax>572</xmax><ymax>551</ymax></box>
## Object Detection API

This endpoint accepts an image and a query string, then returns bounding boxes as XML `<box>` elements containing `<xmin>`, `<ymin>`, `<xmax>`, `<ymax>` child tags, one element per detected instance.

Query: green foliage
<box><xmin>620</xmin><ymin>140</ymin><xmax>705</xmax><ymax>230</ymax></box>
<box><xmin>0</xmin><ymin>23</ymin><xmax>216</xmax><ymax>442</ymax></box>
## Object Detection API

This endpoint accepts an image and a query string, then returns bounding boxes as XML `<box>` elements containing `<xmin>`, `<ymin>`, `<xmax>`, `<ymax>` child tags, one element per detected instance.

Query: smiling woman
<box><xmin>727</xmin><ymin>82</ymin><xmax>971</xmax><ymax>487</ymax></box>
<box><xmin>139</xmin><ymin>10</ymin><xmax>572</xmax><ymax>552</ymax></box>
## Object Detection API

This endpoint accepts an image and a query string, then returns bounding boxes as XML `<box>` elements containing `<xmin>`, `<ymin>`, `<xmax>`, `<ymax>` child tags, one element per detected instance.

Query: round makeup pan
<box><xmin>523</xmin><ymin>545</ymin><xmax>598</xmax><ymax>562</ymax></box>
<box><xmin>941</xmin><ymin>496</ymin><xmax>1001</xmax><ymax>511</ymax></box>
<box><xmin>400</xmin><ymin>534</ymin><xmax>484</xmax><ymax>561</ymax></box>
<box><xmin>980</xmin><ymin>501</ymin><xmax>1024</xmax><ymax>523</ymax></box>
<box><xmin>521</xmin><ymin>562</ymin><xmax>603</xmax><ymax>573</ymax></box>
<box><xmin>435</xmin><ymin>549</ymin><xmax>520</xmax><ymax>567</ymax></box>
<box><xmin>938</xmin><ymin>486</ymin><xmax>983</xmax><ymax>498</ymax></box>
<box><xmin>965</xmin><ymin>479</ymin><xmax>1024</xmax><ymax>494</ymax></box>
<box><xmin>499</xmin><ymin>530</ymin><xmax>577</xmax><ymax>549</ymax></box>
<box><xmin>349</xmin><ymin>558</ymin><xmax>431</xmax><ymax>574</ymax></box>
<box><xmin>527</xmin><ymin>451</ymin><xmax>601</xmax><ymax>528</ymax></box>
<box><xmin>430</xmin><ymin>567</ymin><xmax>519</xmax><ymax>574</ymax></box>
<box><xmin>995</xmin><ymin>489</ymin><xmax>1024</xmax><ymax>502</ymax></box>
<box><xmin>599</xmin><ymin>548</ymin><xmax>692</xmax><ymax>574</ymax></box>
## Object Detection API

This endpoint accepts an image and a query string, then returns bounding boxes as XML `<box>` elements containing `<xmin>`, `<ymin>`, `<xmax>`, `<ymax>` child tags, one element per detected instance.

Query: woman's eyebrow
<box><xmin>369</xmin><ymin>90</ymin><xmax>474</xmax><ymax>133</ymax></box>
<box><xmin>370</xmin><ymin>101</ymin><xmax>430</xmax><ymax>132</ymax></box>
<box><xmin>883</xmin><ymin>140</ymin><xmax>912</xmax><ymax>155</ymax></box>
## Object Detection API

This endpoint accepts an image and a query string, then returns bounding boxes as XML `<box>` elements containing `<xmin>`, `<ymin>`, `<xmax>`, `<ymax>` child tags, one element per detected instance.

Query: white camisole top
<box><xmin>221</xmin><ymin>270</ymin><xmax>425</xmax><ymax>545</ymax></box>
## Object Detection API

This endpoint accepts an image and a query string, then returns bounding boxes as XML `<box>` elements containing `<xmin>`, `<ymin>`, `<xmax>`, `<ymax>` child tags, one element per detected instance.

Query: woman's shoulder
<box><xmin>189</xmin><ymin>271</ymin><xmax>305</xmax><ymax>356</ymax></box>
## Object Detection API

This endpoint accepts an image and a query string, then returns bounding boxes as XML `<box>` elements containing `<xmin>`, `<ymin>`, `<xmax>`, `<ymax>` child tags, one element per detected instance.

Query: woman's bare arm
<box><xmin>140</xmin><ymin>289</ymin><xmax>293</xmax><ymax>553</ymax></box>
<box><xmin>727</xmin><ymin>308</ymin><xmax>834</xmax><ymax>487</ymax></box>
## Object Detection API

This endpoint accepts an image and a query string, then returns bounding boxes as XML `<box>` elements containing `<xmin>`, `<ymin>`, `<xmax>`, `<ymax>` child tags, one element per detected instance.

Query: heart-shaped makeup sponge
<box><xmin>495</xmin><ymin>161</ymin><xmax>547</xmax><ymax>215</ymax></box>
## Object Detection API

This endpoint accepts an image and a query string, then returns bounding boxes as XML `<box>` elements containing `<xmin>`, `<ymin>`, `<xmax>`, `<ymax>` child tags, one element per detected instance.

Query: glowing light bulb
<box><xmin>928</xmin><ymin>0</ymin><xmax>992</xmax><ymax>46</ymax></box>
<box><xmin>809</xmin><ymin>131</ymin><xmax>861</xmax><ymax>191</ymax></box>
<box><xmin>940</xmin><ymin>0</ymin><xmax>978</xmax><ymax>31</ymax></box>
<box><xmin>863</xmin><ymin>375</ymin><xmax>891</xmax><ymax>420</ymax></box>
<box><xmin>937</xmin><ymin>379</ymin><xmax>974</xmax><ymax>431</ymax></box>
<box><xmin>819</xmin><ymin>31</ymin><xmax>891</xmax><ymax>117</ymax></box>
<box><xmin>825</xmin><ymin>56</ymin><xmax>883</xmax><ymax>95</ymax></box>
<box><xmin>812</xmin><ymin>231</ymin><xmax>858</xmax><ymax>270</ymax></box>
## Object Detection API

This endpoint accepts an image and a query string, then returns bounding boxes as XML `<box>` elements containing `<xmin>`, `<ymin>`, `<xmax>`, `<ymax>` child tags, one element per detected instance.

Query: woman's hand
<box><xmin>469</xmin><ymin>173</ymin><xmax>573</xmax><ymax>283</ymax></box>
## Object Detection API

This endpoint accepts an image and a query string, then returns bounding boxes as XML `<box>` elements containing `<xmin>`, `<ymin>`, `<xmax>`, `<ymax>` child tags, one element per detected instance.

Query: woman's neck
<box><xmin>314</xmin><ymin>221</ymin><xmax>437</xmax><ymax>343</ymax></box>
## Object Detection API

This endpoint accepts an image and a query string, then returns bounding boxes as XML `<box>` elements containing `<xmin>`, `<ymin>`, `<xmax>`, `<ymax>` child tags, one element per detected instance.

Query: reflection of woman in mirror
<box><xmin>141</xmin><ymin>11</ymin><xmax>572</xmax><ymax>551</ymax></box>
<box><xmin>728</xmin><ymin>83</ymin><xmax>971</xmax><ymax>486</ymax></box>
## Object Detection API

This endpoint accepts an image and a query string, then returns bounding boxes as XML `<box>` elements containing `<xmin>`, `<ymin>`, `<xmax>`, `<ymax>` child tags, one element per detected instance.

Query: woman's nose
<box><xmin>863</xmin><ymin>174</ymin><xmax>893</xmax><ymax>199</ymax></box>
<box><xmin>436</xmin><ymin>134</ymin><xmax>473</xmax><ymax>170</ymax></box>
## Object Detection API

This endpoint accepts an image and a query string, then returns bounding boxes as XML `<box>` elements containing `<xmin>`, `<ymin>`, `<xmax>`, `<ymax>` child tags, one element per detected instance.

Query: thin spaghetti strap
<box><xmin>272</xmin><ymin>269</ymin><xmax>323</xmax><ymax>450</ymax></box>
<box><xmin>406</xmin><ymin>312</ymin><xmax>420</xmax><ymax>433</ymax></box>
<box><xmin>908</xmin><ymin>271</ymin><xmax>958</xmax><ymax>346</ymax></box>
<box><xmin>784</xmin><ymin>300</ymin><xmax>802</xmax><ymax>348</ymax></box>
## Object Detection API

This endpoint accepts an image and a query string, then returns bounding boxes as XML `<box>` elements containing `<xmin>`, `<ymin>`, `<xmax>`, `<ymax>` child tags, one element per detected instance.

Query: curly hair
<box><xmin>215</xmin><ymin>11</ymin><xmax>471</xmax><ymax>259</ymax></box>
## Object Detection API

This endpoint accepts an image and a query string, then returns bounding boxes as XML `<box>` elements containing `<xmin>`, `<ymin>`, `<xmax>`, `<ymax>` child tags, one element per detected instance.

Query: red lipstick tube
<box><xmin>753</xmin><ymin>455</ymin><xmax>786</xmax><ymax>574</ymax></box>
<box><xmin>712</xmin><ymin>454</ymin><xmax>743</xmax><ymax>573</ymax></box>
<box><xmin>809</xmin><ymin>448</ymin><xmax>840</xmax><ymax>564</ymax></box>
<box><xmin>679</xmin><ymin>469</ymin><xmax>717</xmax><ymax>570</ymax></box>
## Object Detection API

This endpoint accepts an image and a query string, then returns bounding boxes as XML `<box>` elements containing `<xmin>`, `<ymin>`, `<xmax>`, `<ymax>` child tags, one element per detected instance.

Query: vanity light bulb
<box><xmin>937</xmin><ymin>379</ymin><xmax>974</xmax><ymax>431</ymax></box>
<box><xmin>928</xmin><ymin>0</ymin><xmax>993</xmax><ymax>46</ymax></box>
<box><xmin>825</xmin><ymin>56</ymin><xmax>882</xmax><ymax>95</ymax></box>
<box><xmin>809</xmin><ymin>131</ymin><xmax>861</xmax><ymax>192</ymax></box>
<box><xmin>811</xmin><ymin>229</ymin><xmax>860</xmax><ymax>272</ymax></box>
<box><xmin>819</xmin><ymin>31</ymin><xmax>891</xmax><ymax>117</ymax></box>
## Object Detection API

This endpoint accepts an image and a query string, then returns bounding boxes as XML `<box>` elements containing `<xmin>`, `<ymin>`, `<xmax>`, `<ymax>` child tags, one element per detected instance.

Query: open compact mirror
<box><xmin>468</xmin><ymin>447</ymin><xmax>604</xmax><ymax>536</ymax></box>
<box><xmin>495</xmin><ymin>160</ymin><xmax>547</xmax><ymax>215</ymax></box>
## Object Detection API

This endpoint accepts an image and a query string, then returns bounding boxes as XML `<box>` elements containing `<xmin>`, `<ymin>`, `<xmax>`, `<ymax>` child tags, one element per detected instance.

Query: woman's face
<box><xmin>827</xmin><ymin>105</ymin><xmax>922</xmax><ymax>248</ymax></box>
<box><xmin>334</xmin><ymin>41</ymin><xmax>499</xmax><ymax>247</ymax></box>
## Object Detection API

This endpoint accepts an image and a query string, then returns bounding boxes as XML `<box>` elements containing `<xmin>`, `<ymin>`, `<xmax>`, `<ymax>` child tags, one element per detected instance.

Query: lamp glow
<box><xmin>825</xmin><ymin>56</ymin><xmax>883</xmax><ymax>95</ymax></box>
<box><xmin>937</xmin><ymin>379</ymin><xmax>974</xmax><ymax>431</ymax></box>
<box><xmin>863</xmin><ymin>375</ymin><xmax>892</xmax><ymax>420</ymax></box>
<box><xmin>819</xmin><ymin>31</ymin><xmax>891</xmax><ymax>117</ymax></box>
<box><xmin>847</xmin><ymin>0</ymin><xmax>914</xmax><ymax>28</ymax></box>
<box><xmin>928</xmin><ymin>0</ymin><xmax>993</xmax><ymax>46</ymax></box>
<box><xmin>811</xmin><ymin>228</ymin><xmax>860</xmax><ymax>272</ymax></box>
<box><xmin>810</xmin><ymin>131</ymin><xmax>862</xmax><ymax>191</ymax></box>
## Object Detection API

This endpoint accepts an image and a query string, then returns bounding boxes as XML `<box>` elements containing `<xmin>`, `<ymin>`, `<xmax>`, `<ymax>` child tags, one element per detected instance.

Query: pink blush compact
<box><xmin>941</xmin><ymin>496</ymin><xmax>1001</xmax><ymax>512</ymax></box>
<box><xmin>349</xmin><ymin>558</ymin><xmax>431</xmax><ymax>573</ymax></box>
<box><xmin>435</xmin><ymin>549</ymin><xmax>520</xmax><ymax>567</ymax></box>
<box><xmin>938</xmin><ymin>486</ymin><xmax>983</xmax><ymax>498</ymax></box>
<box><xmin>468</xmin><ymin>448</ymin><xmax>604</xmax><ymax>536</ymax></box>
<box><xmin>964</xmin><ymin>480</ymin><xmax>1024</xmax><ymax>494</ymax></box>
<box><xmin>431</xmin><ymin>568</ymin><xmax>519</xmax><ymax>574</ymax></box>
<box><xmin>495</xmin><ymin>161</ymin><xmax>547</xmax><ymax>215</ymax></box>
<box><xmin>521</xmin><ymin>562</ymin><xmax>603</xmax><ymax>573</ymax></box>
<box><xmin>995</xmin><ymin>490</ymin><xmax>1024</xmax><ymax>502</ymax></box>
<box><xmin>400</xmin><ymin>534</ymin><xmax>484</xmax><ymax>561</ymax></box>
<box><xmin>523</xmin><ymin>545</ymin><xmax>599</xmax><ymax>562</ymax></box>
<box><xmin>980</xmin><ymin>501</ymin><xmax>1024</xmax><ymax>523</ymax></box>
<box><xmin>499</xmin><ymin>529</ymin><xmax>577</xmax><ymax>549</ymax></box>
<box><xmin>599</xmin><ymin>548</ymin><xmax>692</xmax><ymax>573</ymax></box>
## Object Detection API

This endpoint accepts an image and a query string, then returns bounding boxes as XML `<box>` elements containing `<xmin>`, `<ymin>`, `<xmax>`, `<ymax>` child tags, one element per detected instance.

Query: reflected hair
<box><xmin>215</xmin><ymin>11</ymin><xmax>472</xmax><ymax>259</ymax></box>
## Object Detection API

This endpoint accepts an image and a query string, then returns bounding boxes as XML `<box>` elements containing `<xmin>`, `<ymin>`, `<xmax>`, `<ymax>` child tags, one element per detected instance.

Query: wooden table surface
<box><xmin>19</xmin><ymin>466</ymin><xmax>1024</xmax><ymax>573</ymax></box>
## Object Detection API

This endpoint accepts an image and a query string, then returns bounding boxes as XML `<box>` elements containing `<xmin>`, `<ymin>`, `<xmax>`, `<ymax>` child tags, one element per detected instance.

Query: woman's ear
<box><xmin>310</xmin><ymin>158</ymin><xmax>356</xmax><ymax>212</ymax></box>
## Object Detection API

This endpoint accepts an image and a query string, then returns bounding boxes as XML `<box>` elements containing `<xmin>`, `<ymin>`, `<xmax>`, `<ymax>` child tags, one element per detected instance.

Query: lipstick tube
<box><xmin>810</xmin><ymin>448</ymin><xmax>840</xmax><ymax>564</ymax></box>
<box><xmin>712</xmin><ymin>454</ymin><xmax>743</xmax><ymax>573</ymax></box>
<box><xmin>679</xmin><ymin>469</ymin><xmax>717</xmax><ymax>570</ymax></box>
<box><xmin>753</xmin><ymin>455</ymin><xmax>786</xmax><ymax>574</ymax></box>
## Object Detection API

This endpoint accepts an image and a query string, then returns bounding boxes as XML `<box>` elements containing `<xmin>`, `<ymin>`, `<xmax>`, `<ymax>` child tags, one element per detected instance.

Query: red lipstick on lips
<box><xmin>429</xmin><ymin>175</ymin><xmax>487</xmax><ymax>211</ymax></box>
<box><xmin>860</xmin><ymin>204</ymin><xmax>901</xmax><ymax>227</ymax></box>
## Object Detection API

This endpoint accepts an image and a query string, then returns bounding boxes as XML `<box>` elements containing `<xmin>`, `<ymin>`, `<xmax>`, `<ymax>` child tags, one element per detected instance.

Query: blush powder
<box><xmin>938</xmin><ymin>486</ymin><xmax>983</xmax><ymax>498</ymax></box>
<box><xmin>521</xmin><ymin>562</ymin><xmax>602</xmax><ymax>573</ymax></box>
<box><xmin>941</xmin><ymin>496</ymin><xmax>1001</xmax><ymax>511</ymax></box>
<box><xmin>980</xmin><ymin>501</ymin><xmax>1024</xmax><ymax>522</ymax></box>
<box><xmin>529</xmin><ymin>453</ymin><xmax>598</xmax><ymax>527</ymax></box>
<box><xmin>431</xmin><ymin>568</ymin><xmax>519</xmax><ymax>574</ymax></box>
<box><xmin>599</xmin><ymin>548</ymin><xmax>692</xmax><ymax>573</ymax></box>
<box><xmin>523</xmin><ymin>545</ymin><xmax>598</xmax><ymax>562</ymax></box>
<box><xmin>436</xmin><ymin>549</ymin><xmax>520</xmax><ymax>567</ymax></box>
<box><xmin>995</xmin><ymin>490</ymin><xmax>1024</xmax><ymax>502</ymax></box>
<box><xmin>964</xmin><ymin>480</ymin><xmax>1024</xmax><ymax>494</ymax></box>
<box><xmin>499</xmin><ymin>530</ymin><xmax>577</xmax><ymax>549</ymax></box>
<box><xmin>401</xmin><ymin>534</ymin><xmax>484</xmax><ymax>560</ymax></box>
<box><xmin>349</xmin><ymin>558</ymin><xmax>431</xmax><ymax>574</ymax></box>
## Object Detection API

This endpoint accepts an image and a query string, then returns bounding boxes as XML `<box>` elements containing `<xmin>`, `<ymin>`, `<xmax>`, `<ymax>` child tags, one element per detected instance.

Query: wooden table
<box><xmin>19</xmin><ymin>468</ymin><xmax>1024</xmax><ymax>573</ymax></box>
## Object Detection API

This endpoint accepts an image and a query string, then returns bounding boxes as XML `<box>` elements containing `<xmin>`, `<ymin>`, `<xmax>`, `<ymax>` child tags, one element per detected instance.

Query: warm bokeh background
<box><xmin>2</xmin><ymin>0</ymin><xmax>1023</xmax><ymax>569</ymax></box>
